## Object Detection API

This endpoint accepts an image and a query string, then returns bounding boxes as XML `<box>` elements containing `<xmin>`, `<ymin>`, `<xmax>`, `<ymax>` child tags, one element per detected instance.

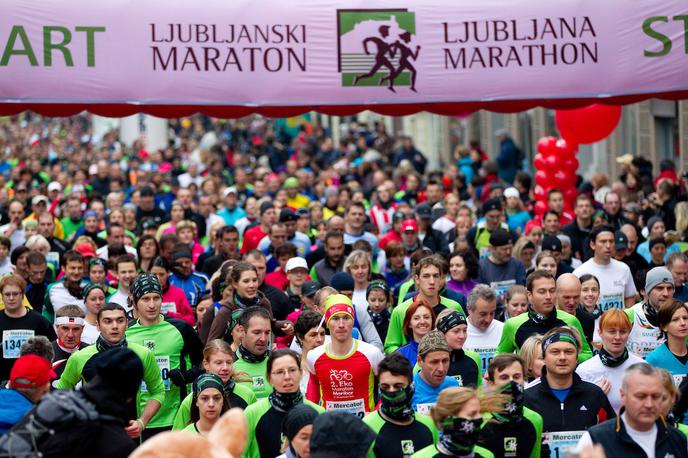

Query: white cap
<box><xmin>285</xmin><ymin>257</ymin><xmax>308</xmax><ymax>273</ymax></box>
<box><xmin>31</xmin><ymin>195</ymin><xmax>49</xmax><ymax>206</ymax></box>
<box><xmin>88</xmin><ymin>164</ymin><xmax>98</xmax><ymax>175</ymax></box>
<box><xmin>47</xmin><ymin>181</ymin><xmax>62</xmax><ymax>193</ymax></box>
<box><xmin>504</xmin><ymin>187</ymin><xmax>520</xmax><ymax>199</ymax></box>
<box><xmin>223</xmin><ymin>186</ymin><xmax>237</xmax><ymax>197</ymax></box>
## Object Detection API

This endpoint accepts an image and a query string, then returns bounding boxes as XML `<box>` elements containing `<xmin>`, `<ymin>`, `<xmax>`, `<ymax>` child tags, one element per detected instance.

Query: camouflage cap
<box><xmin>418</xmin><ymin>329</ymin><xmax>450</xmax><ymax>357</ymax></box>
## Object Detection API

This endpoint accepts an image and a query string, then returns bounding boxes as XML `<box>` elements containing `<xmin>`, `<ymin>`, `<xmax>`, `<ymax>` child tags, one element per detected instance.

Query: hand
<box><xmin>599</xmin><ymin>378</ymin><xmax>611</xmax><ymax>395</ymax></box>
<box><xmin>168</xmin><ymin>368</ymin><xmax>186</xmax><ymax>387</ymax></box>
<box><xmin>580</xmin><ymin>445</ymin><xmax>606</xmax><ymax>458</ymax></box>
<box><xmin>281</xmin><ymin>322</ymin><xmax>294</xmax><ymax>336</ymax></box>
<box><xmin>125</xmin><ymin>419</ymin><xmax>144</xmax><ymax>438</ymax></box>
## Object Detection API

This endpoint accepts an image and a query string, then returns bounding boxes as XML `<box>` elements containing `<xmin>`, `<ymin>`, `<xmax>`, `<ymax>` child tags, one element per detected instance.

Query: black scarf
<box><xmin>379</xmin><ymin>384</ymin><xmax>415</xmax><ymax>422</ymax></box>
<box><xmin>96</xmin><ymin>335</ymin><xmax>127</xmax><ymax>353</ymax></box>
<box><xmin>643</xmin><ymin>301</ymin><xmax>660</xmax><ymax>327</ymax></box>
<box><xmin>269</xmin><ymin>389</ymin><xmax>303</xmax><ymax>413</ymax></box>
<box><xmin>65</xmin><ymin>278</ymin><xmax>84</xmax><ymax>300</ymax></box>
<box><xmin>234</xmin><ymin>292</ymin><xmax>262</xmax><ymax>310</ymax></box>
<box><xmin>438</xmin><ymin>417</ymin><xmax>483</xmax><ymax>456</ymax></box>
<box><xmin>492</xmin><ymin>381</ymin><xmax>524</xmax><ymax>423</ymax></box>
<box><xmin>527</xmin><ymin>305</ymin><xmax>556</xmax><ymax>326</ymax></box>
<box><xmin>236</xmin><ymin>344</ymin><xmax>267</xmax><ymax>364</ymax></box>
<box><xmin>598</xmin><ymin>347</ymin><xmax>629</xmax><ymax>368</ymax></box>
<box><xmin>368</xmin><ymin>307</ymin><xmax>391</xmax><ymax>328</ymax></box>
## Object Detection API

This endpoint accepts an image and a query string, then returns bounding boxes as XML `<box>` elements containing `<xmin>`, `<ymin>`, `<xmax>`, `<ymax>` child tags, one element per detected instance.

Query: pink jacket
<box><xmin>161</xmin><ymin>284</ymin><xmax>195</xmax><ymax>326</ymax></box>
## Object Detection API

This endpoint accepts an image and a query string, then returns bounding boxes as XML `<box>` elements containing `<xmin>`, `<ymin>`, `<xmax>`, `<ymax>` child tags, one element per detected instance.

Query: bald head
<box><xmin>328</xmin><ymin>216</ymin><xmax>345</xmax><ymax>232</ymax></box>
<box><xmin>620</xmin><ymin>224</ymin><xmax>638</xmax><ymax>252</ymax></box>
<box><xmin>556</xmin><ymin>273</ymin><xmax>581</xmax><ymax>314</ymax></box>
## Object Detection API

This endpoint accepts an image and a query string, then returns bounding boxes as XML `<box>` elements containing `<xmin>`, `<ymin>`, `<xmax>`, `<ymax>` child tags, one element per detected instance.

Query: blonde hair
<box><xmin>519</xmin><ymin>334</ymin><xmax>543</xmax><ymax>380</ymax></box>
<box><xmin>430</xmin><ymin>387</ymin><xmax>507</xmax><ymax>427</ymax></box>
<box><xmin>203</xmin><ymin>339</ymin><xmax>250</xmax><ymax>383</ymax></box>
<box><xmin>512</xmin><ymin>236</ymin><xmax>534</xmax><ymax>260</ymax></box>
<box><xmin>343</xmin><ymin>250</ymin><xmax>371</xmax><ymax>276</ymax></box>
<box><xmin>175</xmin><ymin>220</ymin><xmax>197</xmax><ymax>235</ymax></box>
<box><xmin>676</xmin><ymin>202</ymin><xmax>688</xmax><ymax>238</ymax></box>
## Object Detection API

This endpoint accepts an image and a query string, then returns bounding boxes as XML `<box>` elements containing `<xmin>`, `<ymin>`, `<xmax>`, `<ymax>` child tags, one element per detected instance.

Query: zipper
<box><xmin>560</xmin><ymin>402</ymin><xmax>565</xmax><ymax>429</ymax></box>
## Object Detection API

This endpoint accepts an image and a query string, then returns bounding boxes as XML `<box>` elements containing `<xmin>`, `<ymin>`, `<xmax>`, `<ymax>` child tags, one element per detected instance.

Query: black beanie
<box><xmin>282</xmin><ymin>404</ymin><xmax>319</xmax><ymax>441</ymax></box>
<box><xmin>330</xmin><ymin>272</ymin><xmax>355</xmax><ymax>292</ymax></box>
<box><xmin>94</xmin><ymin>348</ymin><xmax>144</xmax><ymax>398</ymax></box>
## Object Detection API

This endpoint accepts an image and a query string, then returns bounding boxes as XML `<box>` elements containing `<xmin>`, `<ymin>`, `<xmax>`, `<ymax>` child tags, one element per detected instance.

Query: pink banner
<box><xmin>0</xmin><ymin>0</ymin><xmax>686</xmax><ymax>109</ymax></box>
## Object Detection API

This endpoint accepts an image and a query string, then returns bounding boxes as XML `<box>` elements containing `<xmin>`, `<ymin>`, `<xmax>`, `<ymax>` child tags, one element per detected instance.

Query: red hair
<box><xmin>403</xmin><ymin>299</ymin><xmax>437</xmax><ymax>339</ymax></box>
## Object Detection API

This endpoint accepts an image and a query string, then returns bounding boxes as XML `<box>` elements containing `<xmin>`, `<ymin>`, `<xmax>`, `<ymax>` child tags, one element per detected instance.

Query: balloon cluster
<box><xmin>532</xmin><ymin>137</ymin><xmax>579</xmax><ymax>216</ymax></box>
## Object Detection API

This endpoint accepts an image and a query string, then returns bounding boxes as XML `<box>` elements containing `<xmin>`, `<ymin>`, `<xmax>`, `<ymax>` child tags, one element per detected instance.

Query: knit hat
<box><xmin>436</xmin><ymin>311</ymin><xmax>467</xmax><ymax>334</ymax></box>
<box><xmin>83</xmin><ymin>282</ymin><xmax>106</xmax><ymax>300</ymax></box>
<box><xmin>330</xmin><ymin>272</ymin><xmax>354</xmax><ymax>292</ymax></box>
<box><xmin>418</xmin><ymin>330</ymin><xmax>450</xmax><ymax>357</ymax></box>
<box><xmin>489</xmin><ymin>228</ymin><xmax>512</xmax><ymax>247</ymax></box>
<box><xmin>282</xmin><ymin>404</ymin><xmax>319</xmax><ymax>442</ymax></box>
<box><xmin>310</xmin><ymin>411</ymin><xmax>376</xmax><ymax>458</ymax></box>
<box><xmin>482</xmin><ymin>198</ymin><xmax>502</xmax><ymax>214</ymax></box>
<box><xmin>260</xmin><ymin>201</ymin><xmax>275</xmax><ymax>215</ymax></box>
<box><xmin>646</xmin><ymin>216</ymin><xmax>663</xmax><ymax>232</ymax></box>
<box><xmin>130</xmin><ymin>273</ymin><xmax>162</xmax><ymax>304</ymax></box>
<box><xmin>172</xmin><ymin>248</ymin><xmax>193</xmax><ymax>261</ymax></box>
<box><xmin>323</xmin><ymin>294</ymin><xmax>355</xmax><ymax>326</ymax></box>
<box><xmin>93</xmin><ymin>347</ymin><xmax>144</xmax><ymax>398</ymax></box>
<box><xmin>504</xmin><ymin>187</ymin><xmax>520</xmax><ymax>199</ymax></box>
<box><xmin>541</xmin><ymin>235</ymin><xmax>562</xmax><ymax>253</ymax></box>
<box><xmin>645</xmin><ymin>267</ymin><xmax>674</xmax><ymax>295</ymax></box>
<box><xmin>649</xmin><ymin>237</ymin><xmax>666</xmax><ymax>250</ymax></box>
<box><xmin>283</xmin><ymin>177</ymin><xmax>300</xmax><ymax>189</ymax></box>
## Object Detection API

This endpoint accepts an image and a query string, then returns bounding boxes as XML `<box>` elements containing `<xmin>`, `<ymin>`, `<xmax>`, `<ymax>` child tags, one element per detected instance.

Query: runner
<box><xmin>169</xmin><ymin>246</ymin><xmax>209</xmax><ymax>308</ymax></box>
<box><xmin>278</xmin><ymin>403</ymin><xmax>319</xmax><ymax>458</ymax></box>
<box><xmin>43</xmin><ymin>250</ymin><xmax>88</xmax><ymax>322</ymax></box>
<box><xmin>476</xmin><ymin>229</ymin><xmax>526</xmax><ymax>306</ymax></box>
<box><xmin>181</xmin><ymin>373</ymin><xmax>229</xmax><ymax>435</ymax></box>
<box><xmin>306</xmin><ymin>294</ymin><xmax>383</xmax><ymax>415</ymax></box>
<box><xmin>363</xmin><ymin>353</ymin><xmax>437</xmax><ymax>458</ymax></box>
<box><xmin>412</xmin><ymin>330</ymin><xmax>460</xmax><ymax>413</ymax></box>
<box><xmin>436</xmin><ymin>309</ymin><xmax>482</xmax><ymax>387</ymax></box>
<box><xmin>464</xmin><ymin>285</ymin><xmax>503</xmax><ymax>374</ymax></box>
<box><xmin>232</xmin><ymin>306</ymin><xmax>274</xmax><ymax>399</ymax></box>
<box><xmin>466</xmin><ymin>198</ymin><xmax>511</xmax><ymax>259</ymax></box>
<box><xmin>0</xmin><ymin>354</ymin><xmax>53</xmax><ymax>433</ymax></box>
<box><xmin>51</xmin><ymin>305</ymin><xmax>88</xmax><ymax>379</ymax></box>
<box><xmin>107</xmin><ymin>253</ymin><xmax>138</xmax><ymax>311</ymax></box>
<box><xmin>555</xmin><ymin>274</ymin><xmax>596</xmax><ymax>345</ymax></box>
<box><xmin>646</xmin><ymin>299</ymin><xmax>688</xmax><ymax>385</ymax></box>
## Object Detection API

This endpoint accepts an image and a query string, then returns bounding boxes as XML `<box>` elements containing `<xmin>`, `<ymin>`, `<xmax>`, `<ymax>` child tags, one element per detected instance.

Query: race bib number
<box><xmin>141</xmin><ymin>356</ymin><xmax>171</xmax><ymax>392</ymax></box>
<box><xmin>3</xmin><ymin>329</ymin><xmax>34</xmax><ymax>359</ymax></box>
<box><xmin>490</xmin><ymin>280</ymin><xmax>516</xmax><ymax>304</ymax></box>
<box><xmin>468</xmin><ymin>347</ymin><xmax>496</xmax><ymax>375</ymax></box>
<box><xmin>599</xmin><ymin>294</ymin><xmax>623</xmax><ymax>312</ymax></box>
<box><xmin>325</xmin><ymin>398</ymin><xmax>366</xmax><ymax>418</ymax></box>
<box><xmin>160</xmin><ymin>302</ymin><xmax>177</xmax><ymax>314</ymax></box>
<box><xmin>416</xmin><ymin>403</ymin><xmax>434</xmax><ymax>415</ymax></box>
<box><xmin>542</xmin><ymin>431</ymin><xmax>584</xmax><ymax>458</ymax></box>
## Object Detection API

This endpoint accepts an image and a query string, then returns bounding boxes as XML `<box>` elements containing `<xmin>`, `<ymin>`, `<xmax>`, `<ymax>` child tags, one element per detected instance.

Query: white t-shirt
<box><xmin>576</xmin><ymin>352</ymin><xmax>644</xmax><ymax>413</ymax></box>
<box><xmin>465</xmin><ymin>319</ymin><xmax>504</xmax><ymax>374</ymax></box>
<box><xmin>81</xmin><ymin>323</ymin><xmax>99</xmax><ymax>345</ymax></box>
<box><xmin>627</xmin><ymin>301</ymin><xmax>663</xmax><ymax>358</ymax></box>
<box><xmin>107</xmin><ymin>290</ymin><xmax>132</xmax><ymax>313</ymax></box>
<box><xmin>573</xmin><ymin>259</ymin><xmax>636</xmax><ymax>312</ymax></box>
<box><xmin>575</xmin><ymin>413</ymin><xmax>657</xmax><ymax>457</ymax></box>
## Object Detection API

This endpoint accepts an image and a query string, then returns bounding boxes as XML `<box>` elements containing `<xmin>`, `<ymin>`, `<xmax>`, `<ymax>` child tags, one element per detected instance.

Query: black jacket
<box><xmin>562</xmin><ymin>220</ymin><xmax>592</xmax><ymax>262</ymax></box>
<box><xmin>421</xmin><ymin>228</ymin><xmax>450</xmax><ymax>257</ymax></box>
<box><xmin>524</xmin><ymin>369</ymin><xmax>615</xmax><ymax>433</ymax></box>
<box><xmin>588</xmin><ymin>414</ymin><xmax>687</xmax><ymax>458</ymax></box>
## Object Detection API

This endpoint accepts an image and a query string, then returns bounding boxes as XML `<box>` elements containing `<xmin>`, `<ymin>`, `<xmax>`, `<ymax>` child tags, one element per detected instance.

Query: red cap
<box><xmin>401</xmin><ymin>219</ymin><xmax>418</xmax><ymax>232</ymax></box>
<box><xmin>74</xmin><ymin>242</ymin><xmax>96</xmax><ymax>258</ymax></box>
<box><xmin>10</xmin><ymin>354</ymin><xmax>56</xmax><ymax>388</ymax></box>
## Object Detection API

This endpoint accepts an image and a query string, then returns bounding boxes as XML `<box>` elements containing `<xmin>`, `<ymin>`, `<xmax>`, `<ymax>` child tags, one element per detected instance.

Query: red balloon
<box><xmin>555</xmin><ymin>138</ymin><xmax>578</xmax><ymax>160</ymax></box>
<box><xmin>537</xmin><ymin>137</ymin><xmax>558</xmax><ymax>157</ymax></box>
<box><xmin>563</xmin><ymin>157</ymin><xmax>580</xmax><ymax>172</ymax></box>
<box><xmin>542</xmin><ymin>154</ymin><xmax>561</xmax><ymax>173</ymax></box>
<box><xmin>533</xmin><ymin>184</ymin><xmax>546</xmax><ymax>201</ymax></box>
<box><xmin>535</xmin><ymin>170</ymin><xmax>549</xmax><ymax>187</ymax></box>
<box><xmin>555</xmin><ymin>105</ymin><xmax>622</xmax><ymax>144</ymax></box>
<box><xmin>533</xmin><ymin>153</ymin><xmax>546</xmax><ymax>171</ymax></box>
<box><xmin>534</xmin><ymin>200</ymin><xmax>548</xmax><ymax>215</ymax></box>
<box><xmin>563</xmin><ymin>187</ymin><xmax>578</xmax><ymax>203</ymax></box>
<box><xmin>553</xmin><ymin>170</ymin><xmax>570</xmax><ymax>185</ymax></box>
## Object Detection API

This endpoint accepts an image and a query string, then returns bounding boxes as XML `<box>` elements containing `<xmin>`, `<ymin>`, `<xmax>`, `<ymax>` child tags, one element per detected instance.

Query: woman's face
<box><xmin>527</xmin><ymin>228</ymin><xmax>543</xmax><ymax>246</ymax></box>
<box><xmin>290</xmin><ymin>425</ymin><xmax>313</xmax><ymax>458</ymax></box>
<box><xmin>537</xmin><ymin>256</ymin><xmax>557</xmax><ymax>277</ymax></box>
<box><xmin>367</xmin><ymin>290</ymin><xmax>388</xmax><ymax>314</ymax></box>
<box><xmin>85</xmin><ymin>289</ymin><xmax>106</xmax><ymax>314</ymax></box>
<box><xmin>178</xmin><ymin>228</ymin><xmax>195</xmax><ymax>244</ymax></box>
<box><xmin>506</xmin><ymin>293</ymin><xmax>528</xmax><ymax>318</ymax></box>
<box><xmin>444</xmin><ymin>324</ymin><xmax>467</xmax><ymax>350</ymax></box>
<box><xmin>301</xmin><ymin>326</ymin><xmax>326</xmax><ymax>354</ymax></box>
<box><xmin>287</xmin><ymin>267</ymin><xmax>308</xmax><ymax>289</ymax></box>
<box><xmin>599</xmin><ymin>326</ymin><xmax>630</xmax><ymax>356</ymax></box>
<box><xmin>409</xmin><ymin>306</ymin><xmax>432</xmax><ymax>341</ymax></box>
<box><xmin>15</xmin><ymin>252</ymin><xmax>29</xmax><ymax>272</ymax></box>
<box><xmin>349</xmin><ymin>261</ymin><xmax>369</xmax><ymax>285</ymax></box>
<box><xmin>235</xmin><ymin>270</ymin><xmax>259</xmax><ymax>298</ymax></box>
<box><xmin>140</xmin><ymin>239</ymin><xmax>158</xmax><ymax>259</ymax></box>
<box><xmin>651</xmin><ymin>222</ymin><xmax>666</xmax><ymax>239</ymax></box>
<box><xmin>109</xmin><ymin>211</ymin><xmax>124</xmax><ymax>225</ymax></box>
<box><xmin>196</xmin><ymin>387</ymin><xmax>223</xmax><ymax>422</ymax></box>
<box><xmin>660</xmin><ymin>391</ymin><xmax>676</xmax><ymax>417</ymax></box>
<box><xmin>650</xmin><ymin>243</ymin><xmax>666</xmax><ymax>262</ymax></box>
<box><xmin>268</xmin><ymin>355</ymin><xmax>302</xmax><ymax>393</ymax></box>
<box><xmin>449</xmin><ymin>255</ymin><xmax>467</xmax><ymax>282</ymax></box>
<box><xmin>662</xmin><ymin>306</ymin><xmax>688</xmax><ymax>340</ymax></box>
<box><xmin>150</xmin><ymin>266</ymin><xmax>169</xmax><ymax>287</ymax></box>
<box><xmin>580</xmin><ymin>279</ymin><xmax>600</xmax><ymax>308</ymax></box>
<box><xmin>171</xmin><ymin>205</ymin><xmax>184</xmax><ymax>222</ymax></box>
<box><xmin>530</xmin><ymin>346</ymin><xmax>545</xmax><ymax>379</ymax></box>
<box><xmin>89</xmin><ymin>265</ymin><xmax>106</xmax><ymax>285</ymax></box>
<box><xmin>196</xmin><ymin>299</ymin><xmax>210</xmax><ymax>324</ymax></box>
<box><xmin>203</xmin><ymin>351</ymin><xmax>233</xmax><ymax>384</ymax></box>
<box><xmin>456</xmin><ymin>396</ymin><xmax>482</xmax><ymax>420</ymax></box>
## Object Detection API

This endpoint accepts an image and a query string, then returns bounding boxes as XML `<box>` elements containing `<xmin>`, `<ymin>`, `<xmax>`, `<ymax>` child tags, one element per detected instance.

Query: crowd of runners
<box><xmin>0</xmin><ymin>112</ymin><xmax>686</xmax><ymax>457</ymax></box>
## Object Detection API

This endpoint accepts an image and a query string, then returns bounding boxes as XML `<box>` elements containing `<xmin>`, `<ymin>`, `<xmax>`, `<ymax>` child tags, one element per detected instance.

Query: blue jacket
<box><xmin>0</xmin><ymin>389</ymin><xmax>33</xmax><ymax>434</ymax></box>
<box><xmin>497</xmin><ymin>137</ymin><xmax>520</xmax><ymax>184</ymax></box>
<box><xmin>169</xmin><ymin>271</ymin><xmax>209</xmax><ymax>307</ymax></box>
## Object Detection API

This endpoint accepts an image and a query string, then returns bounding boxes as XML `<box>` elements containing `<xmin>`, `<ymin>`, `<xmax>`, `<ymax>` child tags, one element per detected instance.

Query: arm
<box><xmin>55</xmin><ymin>354</ymin><xmax>82</xmax><ymax>389</ymax></box>
<box><xmin>624</xmin><ymin>296</ymin><xmax>636</xmax><ymax>307</ymax></box>
<box><xmin>383</xmin><ymin>306</ymin><xmax>406</xmax><ymax>354</ymax></box>
<box><xmin>569</xmin><ymin>317</ymin><xmax>593</xmax><ymax>362</ymax></box>
<box><xmin>357</xmin><ymin>306</ymin><xmax>383</xmax><ymax>352</ymax></box>
<box><xmin>496</xmin><ymin>319</ymin><xmax>516</xmax><ymax>355</ymax></box>
<box><xmin>306</xmin><ymin>367</ymin><xmax>321</xmax><ymax>405</ymax></box>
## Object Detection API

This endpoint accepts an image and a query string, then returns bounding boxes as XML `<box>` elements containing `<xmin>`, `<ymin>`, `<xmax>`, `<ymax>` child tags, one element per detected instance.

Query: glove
<box><xmin>168</xmin><ymin>368</ymin><xmax>187</xmax><ymax>387</ymax></box>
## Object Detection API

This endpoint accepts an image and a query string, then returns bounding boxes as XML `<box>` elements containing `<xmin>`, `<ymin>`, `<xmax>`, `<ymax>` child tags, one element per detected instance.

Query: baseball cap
<box><xmin>302</xmin><ymin>280</ymin><xmax>320</xmax><ymax>297</ymax></box>
<box><xmin>283</xmin><ymin>177</ymin><xmax>299</xmax><ymax>189</ymax></box>
<box><xmin>541</xmin><ymin>235</ymin><xmax>562</xmax><ymax>253</ymax></box>
<box><xmin>418</xmin><ymin>330</ymin><xmax>451</xmax><ymax>357</ymax></box>
<box><xmin>489</xmin><ymin>228</ymin><xmax>512</xmax><ymax>247</ymax></box>
<box><xmin>415</xmin><ymin>203</ymin><xmax>432</xmax><ymax>220</ymax></box>
<box><xmin>285</xmin><ymin>257</ymin><xmax>308</xmax><ymax>273</ymax></box>
<box><xmin>222</xmin><ymin>186</ymin><xmax>237</xmax><ymax>198</ymax></box>
<box><xmin>504</xmin><ymin>187</ymin><xmax>520</xmax><ymax>199</ymax></box>
<box><xmin>401</xmin><ymin>219</ymin><xmax>418</xmax><ymax>233</ymax></box>
<box><xmin>47</xmin><ymin>181</ymin><xmax>62</xmax><ymax>193</ymax></box>
<box><xmin>10</xmin><ymin>354</ymin><xmax>56</xmax><ymax>389</ymax></box>
<box><xmin>74</xmin><ymin>242</ymin><xmax>96</xmax><ymax>258</ymax></box>
<box><xmin>482</xmin><ymin>198</ymin><xmax>503</xmax><ymax>214</ymax></box>
<box><xmin>296</xmin><ymin>208</ymin><xmax>310</xmax><ymax>218</ymax></box>
<box><xmin>279</xmin><ymin>208</ymin><xmax>298</xmax><ymax>223</ymax></box>
<box><xmin>614</xmin><ymin>231</ymin><xmax>629</xmax><ymax>250</ymax></box>
<box><xmin>31</xmin><ymin>195</ymin><xmax>49</xmax><ymax>206</ymax></box>
<box><xmin>645</xmin><ymin>267</ymin><xmax>674</xmax><ymax>294</ymax></box>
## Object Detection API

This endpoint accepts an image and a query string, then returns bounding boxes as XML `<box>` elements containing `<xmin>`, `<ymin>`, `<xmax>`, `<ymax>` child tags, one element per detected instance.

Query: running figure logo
<box><xmin>337</xmin><ymin>9</ymin><xmax>419</xmax><ymax>92</ymax></box>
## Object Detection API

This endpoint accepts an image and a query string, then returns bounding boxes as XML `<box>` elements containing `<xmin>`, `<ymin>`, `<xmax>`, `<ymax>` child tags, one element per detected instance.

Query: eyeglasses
<box><xmin>2</xmin><ymin>291</ymin><xmax>22</xmax><ymax>298</ymax></box>
<box><xmin>270</xmin><ymin>367</ymin><xmax>300</xmax><ymax>377</ymax></box>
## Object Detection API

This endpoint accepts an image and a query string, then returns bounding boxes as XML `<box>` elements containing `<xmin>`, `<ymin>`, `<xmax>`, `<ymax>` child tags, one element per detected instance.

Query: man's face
<box><xmin>84</xmin><ymin>216</ymin><xmax>99</xmax><ymax>232</ymax></box>
<box><xmin>648</xmin><ymin>283</ymin><xmax>675</xmax><ymax>309</ymax></box>
<box><xmin>544</xmin><ymin>342</ymin><xmax>578</xmax><ymax>377</ymax></box>
<box><xmin>38</xmin><ymin>214</ymin><xmax>54</xmax><ymax>238</ymax></box>
<box><xmin>28</xmin><ymin>262</ymin><xmax>47</xmax><ymax>284</ymax></box>
<box><xmin>548</xmin><ymin>192</ymin><xmax>564</xmax><ymax>213</ymax></box>
<box><xmin>177</xmin><ymin>189</ymin><xmax>193</xmax><ymax>208</ymax></box>
<box><xmin>116</xmin><ymin>262</ymin><xmax>138</xmax><ymax>289</ymax></box>
<box><xmin>622</xmin><ymin>226</ymin><xmax>639</xmax><ymax>252</ymax></box>
<box><xmin>418</xmin><ymin>351</ymin><xmax>450</xmax><ymax>387</ymax></box>
<box><xmin>401</xmin><ymin>230</ymin><xmax>418</xmax><ymax>247</ymax></box>
<box><xmin>484</xmin><ymin>210</ymin><xmax>501</xmax><ymax>230</ymax></box>
<box><xmin>198</xmin><ymin>197</ymin><xmax>214</xmax><ymax>216</ymax></box>
<box><xmin>108</xmin><ymin>227</ymin><xmax>124</xmax><ymax>245</ymax></box>
<box><xmin>246</xmin><ymin>255</ymin><xmax>267</xmax><ymax>283</ymax></box>
<box><xmin>8</xmin><ymin>202</ymin><xmax>23</xmax><ymax>223</ymax></box>
<box><xmin>426</xmin><ymin>184</ymin><xmax>442</xmax><ymax>204</ymax></box>
<box><xmin>224</xmin><ymin>193</ymin><xmax>237</xmax><ymax>209</ymax></box>
<box><xmin>135</xmin><ymin>292</ymin><xmax>163</xmax><ymax>322</ymax></box>
<box><xmin>219</xmin><ymin>232</ymin><xmax>239</xmax><ymax>255</ymax></box>
<box><xmin>574</xmin><ymin>198</ymin><xmax>594</xmax><ymax>220</ymax></box>
<box><xmin>379</xmin><ymin>371</ymin><xmax>409</xmax><ymax>393</ymax></box>
<box><xmin>325</xmin><ymin>237</ymin><xmax>344</xmax><ymax>264</ymax></box>
<box><xmin>469</xmin><ymin>297</ymin><xmax>496</xmax><ymax>332</ymax></box>
<box><xmin>327</xmin><ymin>313</ymin><xmax>354</xmax><ymax>342</ymax></box>
<box><xmin>261</xmin><ymin>208</ymin><xmax>277</xmax><ymax>226</ymax></box>
<box><xmin>604</xmin><ymin>193</ymin><xmax>621</xmax><ymax>216</ymax></box>
<box><xmin>97</xmin><ymin>310</ymin><xmax>127</xmax><ymax>343</ymax></box>
<box><xmin>650</xmin><ymin>244</ymin><xmax>666</xmax><ymax>262</ymax></box>
<box><xmin>67</xmin><ymin>200</ymin><xmax>82</xmax><ymax>219</ymax></box>
<box><xmin>55</xmin><ymin>323</ymin><xmax>83</xmax><ymax>349</ymax></box>
<box><xmin>670</xmin><ymin>260</ymin><xmax>688</xmax><ymax>288</ymax></box>
<box><xmin>345</xmin><ymin>206</ymin><xmax>365</xmax><ymax>231</ymax></box>
<box><xmin>543</xmin><ymin>214</ymin><xmax>560</xmax><ymax>234</ymax></box>
<box><xmin>591</xmin><ymin>231</ymin><xmax>614</xmax><ymax>261</ymax></box>
<box><xmin>139</xmin><ymin>194</ymin><xmax>154</xmax><ymax>211</ymax></box>
<box><xmin>528</xmin><ymin>277</ymin><xmax>556</xmax><ymax>316</ymax></box>
<box><xmin>556</xmin><ymin>282</ymin><xmax>581</xmax><ymax>315</ymax></box>
<box><xmin>489</xmin><ymin>361</ymin><xmax>525</xmax><ymax>391</ymax></box>
<box><xmin>415</xmin><ymin>265</ymin><xmax>442</xmax><ymax>298</ymax></box>
<box><xmin>242</xmin><ymin>317</ymin><xmax>271</xmax><ymax>356</ymax></box>
<box><xmin>270</xmin><ymin>226</ymin><xmax>288</xmax><ymax>248</ymax></box>
<box><xmin>491</xmin><ymin>244</ymin><xmax>513</xmax><ymax>264</ymax></box>
<box><xmin>65</xmin><ymin>260</ymin><xmax>84</xmax><ymax>282</ymax></box>
<box><xmin>176</xmin><ymin>257</ymin><xmax>193</xmax><ymax>278</ymax></box>
<box><xmin>621</xmin><ymin>374</ymin><xmax>663</xmax><ymax>431</ymax></box>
